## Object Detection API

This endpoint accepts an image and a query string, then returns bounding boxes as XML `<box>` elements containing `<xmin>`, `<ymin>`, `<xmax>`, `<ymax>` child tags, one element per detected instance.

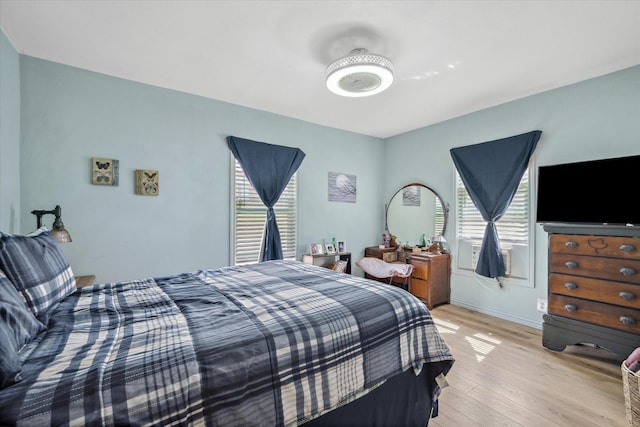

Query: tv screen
<box><xmin>536</xmin><ymin>154</ymin><xmax>640</xmax><ymax>225</ymax></box>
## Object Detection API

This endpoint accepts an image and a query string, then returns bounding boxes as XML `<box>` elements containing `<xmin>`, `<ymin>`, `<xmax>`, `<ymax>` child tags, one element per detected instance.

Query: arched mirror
<box><xmin>385</xmin><ymin>183</ymin><xmax>449</xmax><ymax>247</ymax></box>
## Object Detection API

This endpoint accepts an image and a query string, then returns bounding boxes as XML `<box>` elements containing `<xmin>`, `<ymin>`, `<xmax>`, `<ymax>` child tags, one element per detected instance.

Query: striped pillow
<box><xmin>0</xmin><ymin>269</ymin><xmax>46</xmax><ymax>388</ymax></box>
<box><xmin>0</xmin><ymin>227</ymin><xmax>76</xmax><ymax>322</ymax></box>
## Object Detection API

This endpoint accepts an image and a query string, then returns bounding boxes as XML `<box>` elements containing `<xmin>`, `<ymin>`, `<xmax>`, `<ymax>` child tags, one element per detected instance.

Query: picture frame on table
<box><xmin>337</xmin><ymin>240</ymin><xmax>346</xmax><ymax>253</ymax></box>
<box><xmin>325</xmin><ymin>244</ymin><xmax>336</xmax><ymax>255</ymax></box>
<box><xmin>310</xmin><ymin>243</ymin><xmax>324</xmax><ymax>255</ymax></box>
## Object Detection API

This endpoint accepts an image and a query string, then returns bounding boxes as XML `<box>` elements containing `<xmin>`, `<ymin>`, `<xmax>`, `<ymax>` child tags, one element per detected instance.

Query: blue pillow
<box><xmin>0</xmin><ymin>324</ymin><xmax>23</xmax><ymax>389</ymax></box>
<box><xmin>0</xmin><ymin>269</ymin><xmax>46</xmax><ymax>389</ymax></box>
<box><xmin>0</xmin><ymin>227</ymin><xmax>76</xmax><ymax>322</ymax></box>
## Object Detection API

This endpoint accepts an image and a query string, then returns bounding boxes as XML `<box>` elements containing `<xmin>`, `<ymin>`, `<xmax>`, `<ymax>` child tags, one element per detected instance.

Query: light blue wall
<box><xmin>385</xmin><ymin>65</ymin><xmax>640</xmax><ymax>327</ymax></box>
<box><xmin>18</xmin><ymin>56</ymin><xmax>385</xmax><ymax>283</ymax></box>
<box><xmin>0</xmin><ymin>30</ymin><xmax>21</xmax><ymax>232</ymax></box>
<box><xmin>6</xmin><ymin>35</ymin><xmax>640</xmax><ymax>328</ymax></box>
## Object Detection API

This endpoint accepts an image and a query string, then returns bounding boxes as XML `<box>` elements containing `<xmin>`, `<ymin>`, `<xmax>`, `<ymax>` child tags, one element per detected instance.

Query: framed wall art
<box><xmin>92</xmin><ymin>158</ymin><xmax>119</xmax><ymax>186</ymax></box>
<box><xmin>403</xmin><ymin>186</ymin><xmax>421</xmax><ymax>206</ymax></box>
<box><xmin>328</xmin><ymin>172</ymin><xmax>356</xmax><ymax>203</ymax></box>
<box><xmin>135</xmin><ymin>169</ymin><xmax>159</xmax><ymax>196</ymax></box>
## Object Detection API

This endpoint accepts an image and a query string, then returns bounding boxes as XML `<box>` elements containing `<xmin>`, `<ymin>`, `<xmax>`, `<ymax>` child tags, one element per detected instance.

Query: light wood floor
<box><xmin>429</xmin><ymin>304</ymin><xmax>627</xmax><ymax>427</ymax></box>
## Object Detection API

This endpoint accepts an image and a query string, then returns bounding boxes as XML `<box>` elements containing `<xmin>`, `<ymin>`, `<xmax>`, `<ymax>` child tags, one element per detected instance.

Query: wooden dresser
<box><xmin>543</xmin><ymin>224</ymin><xmax>640</xmax><ymax>359</ymax></box>
<box><xmin>408</xmin><ymin>253</ymin><xmax>451</xmax><ymax>309</ymax></box>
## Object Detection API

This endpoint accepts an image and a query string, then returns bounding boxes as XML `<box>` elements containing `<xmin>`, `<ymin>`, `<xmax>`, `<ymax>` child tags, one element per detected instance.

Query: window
<box><xmin>456</xmin><ymin>168</ymin><xmax>530</xmax><ymax>244</ymax></box>
<box><xmin>456</xmin><ymin>168</ymin><xmax>531</xmax><ymax>280</ymax></box>
<box><xmin>232</xmin><ymin>159</ymin><xmax>297</xmax><ymax>265</ymax></box>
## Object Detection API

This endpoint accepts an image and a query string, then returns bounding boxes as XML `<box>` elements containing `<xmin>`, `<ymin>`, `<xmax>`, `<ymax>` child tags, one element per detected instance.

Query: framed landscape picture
<box><xmin>328</xmin><ymin>172</ymin><xmax>356</xmax><ymax>203</ymax></box>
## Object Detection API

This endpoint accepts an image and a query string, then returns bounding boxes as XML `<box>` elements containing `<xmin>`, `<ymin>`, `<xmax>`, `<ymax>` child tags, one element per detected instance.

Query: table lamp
<box><xmin>433</xmin><ymin>235</ymin><xmax>447</xmax><ymax>254</ymax></box>
<box><xmin>31</xmin><ymin>205</ymin><xmax>72</xmax><ymax>243</ymax></box>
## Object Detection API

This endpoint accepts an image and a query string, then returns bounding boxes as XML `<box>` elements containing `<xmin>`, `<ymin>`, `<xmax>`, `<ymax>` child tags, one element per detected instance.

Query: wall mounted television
<box><xmin>536</xmin><ymin>154</ymin><xmax>640</xmax><ymax>226</ymax></box>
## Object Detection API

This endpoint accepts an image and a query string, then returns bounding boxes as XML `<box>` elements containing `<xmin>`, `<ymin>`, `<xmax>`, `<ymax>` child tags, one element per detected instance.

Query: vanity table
<box><xmin>364</xmin><ymin>245</ymin><xmax>451</xmax><ymax>308</ymax></box>
<box><xmin>366</xmin><ymin>182</ymin><xmax>452</xmax><ymax>309</ymax></box>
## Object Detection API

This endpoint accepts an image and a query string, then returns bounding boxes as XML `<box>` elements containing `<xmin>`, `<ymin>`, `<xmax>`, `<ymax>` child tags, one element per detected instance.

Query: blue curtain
<box><xmin>450</xmin><ymin>130</ymin><xmax>541</xmax><ymax>278</ymax></box>
<box><xmin>227</xmin><ymin>136</ymin><xmax>306</xmax><ymax>262</ymax></box>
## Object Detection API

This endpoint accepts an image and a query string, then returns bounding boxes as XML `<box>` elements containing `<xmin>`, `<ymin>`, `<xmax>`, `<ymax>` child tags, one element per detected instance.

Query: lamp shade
<box><xmin>31</xmin><ymin>205</ymin><xmax>72</xmax><ymax>243</ymax></box>
<box><xmin>50</xmin><ymin>220</ymin><xmax>72</xmax><ymax>243</ymax></box>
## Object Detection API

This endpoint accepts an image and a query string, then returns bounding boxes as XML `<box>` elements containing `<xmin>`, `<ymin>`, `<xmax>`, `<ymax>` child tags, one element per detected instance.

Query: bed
<box><xmin>0</xmin><ymin>228</ymin><xmax>454</xmax><ymax>426</ymax></box>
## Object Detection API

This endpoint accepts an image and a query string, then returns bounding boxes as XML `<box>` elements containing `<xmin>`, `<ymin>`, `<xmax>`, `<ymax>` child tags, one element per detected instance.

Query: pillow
<box><xmin>0</xmin><ymin>227</ymin><xmax>76</xmax><ymax>321</ymax></box>
<box><xmin>0</xmin><ymin>269</ymin><xmax>46</xmax><ymax>388</ymax></box>
<box><xmin>0</xmin><ymin>323</ymin><xmax>23</xmax><ymax>389</ymax></box>
<box><xmin>328</xmin><ymin>260</ymin><xmax>348</xmax><ymax>273</ymax></box>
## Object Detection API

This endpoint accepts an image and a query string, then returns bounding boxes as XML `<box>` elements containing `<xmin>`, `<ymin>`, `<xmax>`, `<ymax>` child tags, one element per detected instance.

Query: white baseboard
<box><xmin>449</xmin><ymin>298</ymin><xmax>543</xmax><ymax>330</ymax></box>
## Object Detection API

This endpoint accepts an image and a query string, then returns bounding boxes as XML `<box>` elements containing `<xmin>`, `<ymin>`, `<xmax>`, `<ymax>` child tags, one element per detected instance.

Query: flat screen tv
<box><xmin>536</xmin><ymin>154</ymin><xmax>640</xmax><ymax>226</ymax></box>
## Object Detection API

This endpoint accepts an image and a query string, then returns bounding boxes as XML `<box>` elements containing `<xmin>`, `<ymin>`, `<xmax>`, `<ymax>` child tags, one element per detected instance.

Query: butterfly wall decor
<box><xmin>92</xmin><ymin>158</ymin><xmax>119</xmax><ymax>186</ymax></box>
<box><xmin>135</xmin><ymin>169</ymin><xmax>160</xmax><ymax>196</ymax></box>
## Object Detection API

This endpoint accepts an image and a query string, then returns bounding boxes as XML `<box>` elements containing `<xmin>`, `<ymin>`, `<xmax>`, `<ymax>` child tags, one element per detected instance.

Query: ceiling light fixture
<box><xmin>326</xmin><ymin>48</ymin><xmax>394</xmax><ymax>97</ymax></box>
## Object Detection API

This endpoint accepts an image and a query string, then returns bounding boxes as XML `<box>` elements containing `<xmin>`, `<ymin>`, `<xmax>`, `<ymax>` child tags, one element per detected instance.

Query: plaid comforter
<box><xmin>0</xmin><ymin>260</ymin><xmax>454</xmax><ymax>426</ymax></box>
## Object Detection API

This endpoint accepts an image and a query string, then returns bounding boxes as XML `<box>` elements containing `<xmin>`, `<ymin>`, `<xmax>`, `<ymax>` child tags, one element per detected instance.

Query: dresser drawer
<box><xmin>550</xmin><ymin>234</ymin><xmax>640</xmax><ymax>259</ymax></box>
<box><xmin>410</xmin><ymin>278</ymin><xmax>428</xmax><ymax>300</ymax></box>
<box><xmin>549</xmin><ymin>294</ymin><xmax>640</xmax><ymax>333</ymax></box>
<box><xmin>549</xmin><ymin>273</ymin><xmax>640</xmax><ymax>309</ymax></box>
<box><xmin>410</xmin><ymin>258</ymin><xmax>430</xmax><ymax>280</ymax></box>
<box><xmin>549</xmin><ymin>253</ymin><xmax>640</xmax><ymax>284</ymax></box>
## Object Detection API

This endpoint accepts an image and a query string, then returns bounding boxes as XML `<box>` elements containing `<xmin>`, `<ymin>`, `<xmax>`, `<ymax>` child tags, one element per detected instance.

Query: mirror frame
<box><xmin>384</xmin><ymin>182</ymin><xmax>450</xmax><ymax>241</ymax></box>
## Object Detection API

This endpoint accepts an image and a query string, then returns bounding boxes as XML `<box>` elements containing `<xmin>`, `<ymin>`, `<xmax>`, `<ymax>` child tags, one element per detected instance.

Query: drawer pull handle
<box><xmin>620</xmin><ymin>267</ymin><xmax>637</xmax><ymax>277</ymax></box>
<box><xmin>565</xmin><ymin>261</ymin><xmax>578</xmax><ymax>269</ymax></box>
<box><xmin>620</xmin><ymin>291</ymin><xmax>636</xmax><ymax>301</ymax></box>
<box><xmin>565</xmin><ymin>241</ymin><xmax>578</xmax><ymax>249</ymax></box>
<box><xmin>620</xmin><ymin>316</ymin><xmax>636</xmax><ymax>327</ymax></box>
<box><xmin>564</xmin><ymin>282</ymin><xmax>578</xmax><ymax>290</ymax></box>
<box><xmin>620</xmin><ymin>244</ymin><xmax>636</xmax><ymax>253</ymax></box>
<box><xmin>564</xmin><ymin>304</ymin><xmax>578</xmax><ymax>312</ymax></box>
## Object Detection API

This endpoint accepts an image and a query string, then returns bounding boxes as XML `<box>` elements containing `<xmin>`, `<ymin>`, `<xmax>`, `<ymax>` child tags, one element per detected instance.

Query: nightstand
<box><xmin>75</xmin><ymin>275</ymin><xmax>96</xmax><ymax>288</ymax></box>
<box><xmin>302</xmin><ymin>252</ymin><xmax>352</xmax><ymax>274</ymax></box>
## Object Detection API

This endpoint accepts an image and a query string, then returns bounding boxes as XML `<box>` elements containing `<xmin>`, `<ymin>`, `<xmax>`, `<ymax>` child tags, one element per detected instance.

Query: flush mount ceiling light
<box><xmin>326</xmin><ymin>48</ymin><xmax>394</xmax><ymax>97</ymax></box>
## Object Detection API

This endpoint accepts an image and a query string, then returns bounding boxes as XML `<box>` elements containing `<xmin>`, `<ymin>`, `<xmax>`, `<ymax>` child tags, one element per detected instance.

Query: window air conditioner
<box><xmin>471</xmin><ymin>244</ymin><xmax>512</xmax><ymax>277</ymax></box>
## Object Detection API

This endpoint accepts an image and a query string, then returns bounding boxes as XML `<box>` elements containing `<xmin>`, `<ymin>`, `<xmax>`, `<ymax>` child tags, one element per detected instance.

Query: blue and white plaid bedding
<box><xmin>0</xmin><ymin>260</ymin><xmax>454</xmax><ymax>426</ymax></box>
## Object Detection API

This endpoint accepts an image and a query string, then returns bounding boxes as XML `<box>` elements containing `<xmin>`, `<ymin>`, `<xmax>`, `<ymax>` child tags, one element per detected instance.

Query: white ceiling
<box><xmin>1</xmin><ymin>0</ymin><xmax>639</xmax><ymax>138</ymax></box>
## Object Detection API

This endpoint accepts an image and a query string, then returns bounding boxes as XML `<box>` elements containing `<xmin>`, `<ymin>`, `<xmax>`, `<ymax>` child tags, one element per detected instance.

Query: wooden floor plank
<box><xmin>429</xmin><ymin>304</ymin><xmax>627</xmax><ymax>427</ymax></box>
